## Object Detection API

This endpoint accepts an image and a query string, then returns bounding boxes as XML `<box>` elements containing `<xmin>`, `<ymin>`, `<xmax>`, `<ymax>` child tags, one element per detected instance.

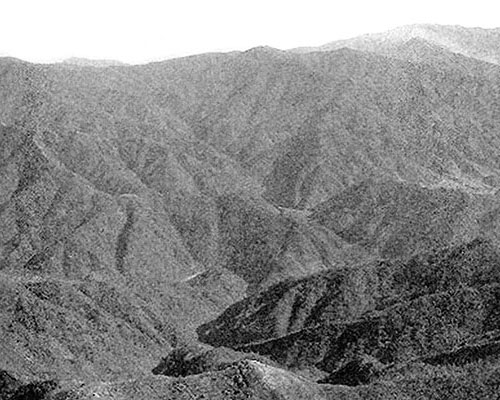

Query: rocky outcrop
<box><xmin>152</xmin><ymin>345</ymin><xmax>277</xmax><ymax>377</ymax></box>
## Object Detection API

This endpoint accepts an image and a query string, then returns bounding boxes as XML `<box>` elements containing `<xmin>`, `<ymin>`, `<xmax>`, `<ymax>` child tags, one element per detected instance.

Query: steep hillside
<box><xmin>0</xmin><ymin>123</ymin><xmax>246</xmax><ymax>380</ymax></box>
<box><xmin>199</xmin><ymin>238</ymin><xmax>500</xmax><ymax>375</ymax></box>
<box><xmin>310</xmin><ymin>180</ymin><xmax>479</xmax><ymax>259</ymax></box>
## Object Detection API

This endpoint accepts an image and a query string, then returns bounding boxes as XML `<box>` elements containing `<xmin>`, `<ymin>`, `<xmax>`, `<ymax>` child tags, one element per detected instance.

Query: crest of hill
<box><xmin>294</xmin><ymin>24</ymin><xmax>500</xmax><ymax>65</ymax></box>
<box><xmin>61</xmin><ymin>58</ymin><xmax>128</xmax><ymax>67</ymax></box>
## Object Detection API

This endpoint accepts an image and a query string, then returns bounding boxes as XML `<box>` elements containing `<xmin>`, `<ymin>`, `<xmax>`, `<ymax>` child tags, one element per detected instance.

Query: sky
<box><xmin>1</xmin><ymin>0</ymin><xmax>499</xmax><ymax>64</ymax></box>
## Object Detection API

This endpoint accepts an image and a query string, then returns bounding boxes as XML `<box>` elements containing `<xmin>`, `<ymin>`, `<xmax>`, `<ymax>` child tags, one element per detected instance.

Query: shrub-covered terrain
<box><xmin>3</xmin><ymin>23</ymin><xmax>500</xmax><ymax>399</ymax></box>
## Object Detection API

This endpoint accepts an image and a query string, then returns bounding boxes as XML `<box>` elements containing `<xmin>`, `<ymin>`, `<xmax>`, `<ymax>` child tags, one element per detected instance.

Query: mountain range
<box><xmin>1</xmin><ymin>24</ymin><xmax>500</xmax><ymax>399</ymax></box>
<box><xmin>294</xmin><ymin>24</ymin><xmax>500</xmax><ymax>65</ymax></box>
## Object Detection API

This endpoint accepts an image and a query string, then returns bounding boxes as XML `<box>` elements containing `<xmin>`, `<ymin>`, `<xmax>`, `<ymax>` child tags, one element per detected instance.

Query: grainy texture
<box><xmin>2</xmin><ymin>23</ymin><xmax>500</xmax><ymax>399</ymax></box>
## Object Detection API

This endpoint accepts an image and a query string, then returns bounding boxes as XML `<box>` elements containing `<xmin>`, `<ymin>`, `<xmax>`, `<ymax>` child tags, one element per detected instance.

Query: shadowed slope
<box><xmin>199</xmin><ymin>237</ymin><xmax>500</xmax><ymax>376</ymax></box>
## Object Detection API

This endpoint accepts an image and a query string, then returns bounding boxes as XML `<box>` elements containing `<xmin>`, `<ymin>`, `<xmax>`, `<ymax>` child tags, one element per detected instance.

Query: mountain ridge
<box><xmin>293</xmin><ymin>24</ymin><xmax>500</xmax><ymax>65</ymax></box>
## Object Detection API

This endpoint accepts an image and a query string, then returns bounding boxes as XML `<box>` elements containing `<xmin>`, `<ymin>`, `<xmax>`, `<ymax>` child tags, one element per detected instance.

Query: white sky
<box><xmin>1</xmin><ymin>0</ymin><xmax>499</xmax><ymax>64</ymax></box>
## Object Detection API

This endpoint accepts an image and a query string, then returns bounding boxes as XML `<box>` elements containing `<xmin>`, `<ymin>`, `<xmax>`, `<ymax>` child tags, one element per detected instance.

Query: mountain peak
<box><xmin>294</xmin><ymin>24</ymin><xmax>500</xmax><ymax>65</ymax></box>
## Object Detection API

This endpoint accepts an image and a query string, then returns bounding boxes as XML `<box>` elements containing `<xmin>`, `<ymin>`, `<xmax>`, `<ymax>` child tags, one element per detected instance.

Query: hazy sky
<box><xmin>1</xmin><ymin>0</ymin><xmax>499</xmax><ymax>64</ymax></box>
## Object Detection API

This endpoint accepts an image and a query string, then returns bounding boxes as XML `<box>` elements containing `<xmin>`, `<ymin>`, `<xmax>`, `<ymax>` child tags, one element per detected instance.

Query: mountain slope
<box><xmin>198</xmin><ymin>238</ymin><xmax>500</xmax><ymax>374</ymax></box>
<box><xmin>294</xmin><ymin>24</ymin><xmax>500</xmax><ymax>65</ymax></box>
<box><xmin>0</xmin><ymin>123</ymin><xmax>246</xmax><ymax>380</ymax></box>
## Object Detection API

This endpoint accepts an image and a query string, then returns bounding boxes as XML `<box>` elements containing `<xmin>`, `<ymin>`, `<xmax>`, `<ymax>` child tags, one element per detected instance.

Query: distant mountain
<box><xmin>61</xmin><ymin>57</ymin><xmax>128</xmax><ymax>67</ymax></box>
<box><xmin>294</xmin><ymin>24</ymin><xmax>500</xmax><ymax>65</ymax></box>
